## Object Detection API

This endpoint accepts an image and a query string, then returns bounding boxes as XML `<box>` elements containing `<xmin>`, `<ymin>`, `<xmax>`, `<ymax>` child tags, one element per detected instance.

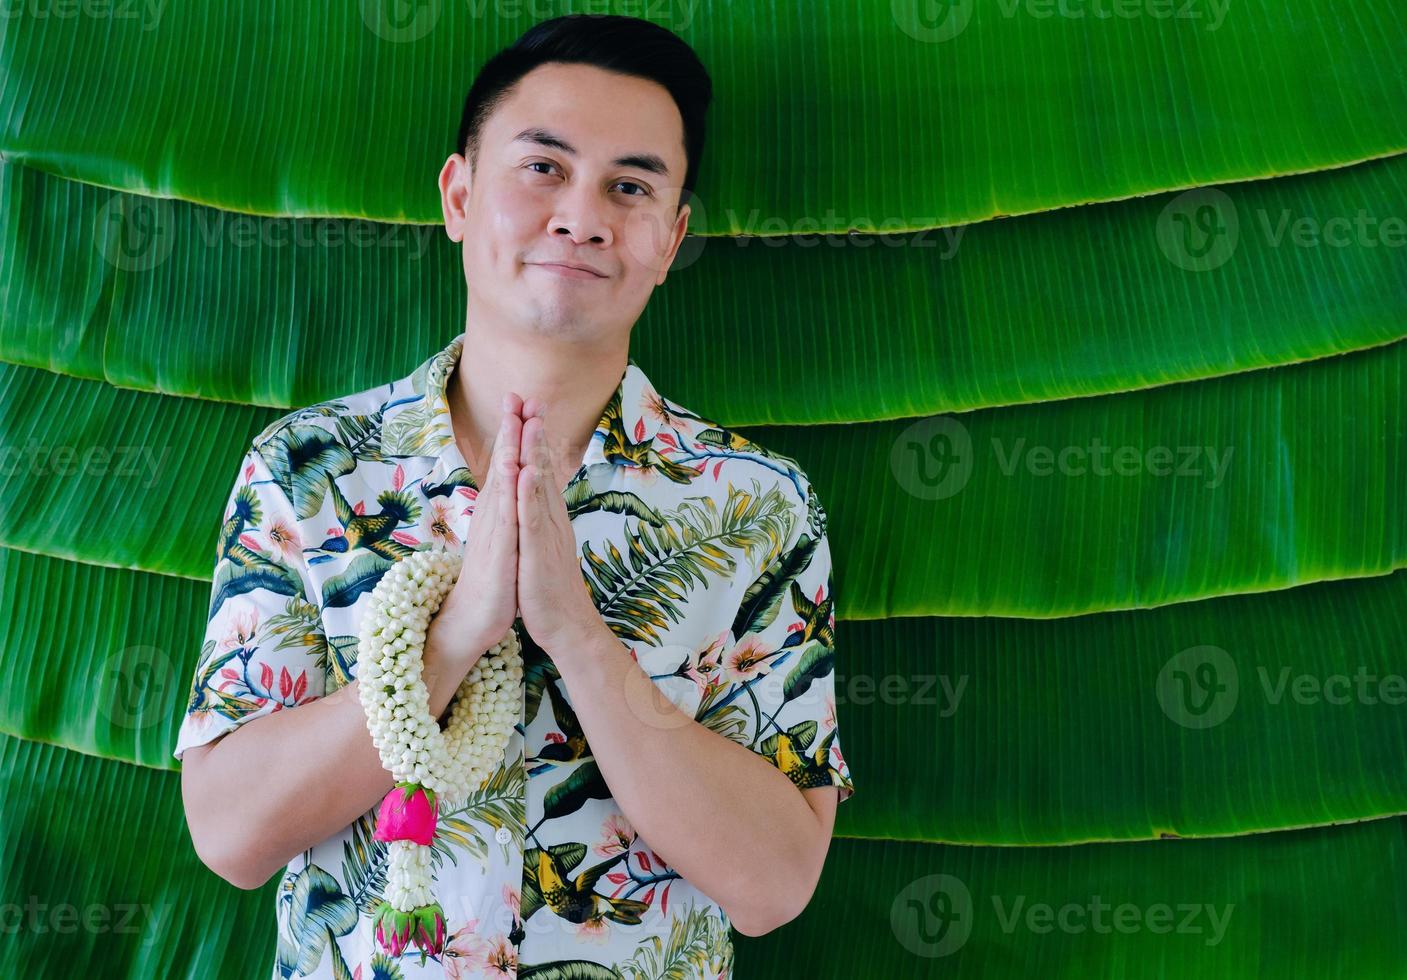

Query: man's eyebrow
<box><xmin>511</xmin><ymin>127</ymin><xmax>672</xmax><ymax>178</ymax></box>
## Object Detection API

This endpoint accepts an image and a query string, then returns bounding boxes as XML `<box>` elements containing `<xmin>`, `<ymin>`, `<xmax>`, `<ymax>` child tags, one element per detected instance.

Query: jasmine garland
<box><xmin>356</xmin><ymin>544</ymin><xmax>523</xmax><ymax>963</ymax></box>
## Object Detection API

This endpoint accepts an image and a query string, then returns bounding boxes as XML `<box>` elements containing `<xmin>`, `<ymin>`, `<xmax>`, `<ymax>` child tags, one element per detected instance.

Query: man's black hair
<box><xmin>454</xmin><ymin>14</ymin><xmax>712</xmax><ymax>205</ymax></box>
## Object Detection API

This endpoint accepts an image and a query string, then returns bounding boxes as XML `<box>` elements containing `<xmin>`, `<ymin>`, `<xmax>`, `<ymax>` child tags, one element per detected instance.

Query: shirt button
<box><xmin>495</xmin><ymin>827</ymin><xmax>512</xmax><ymax>844</ymax></box>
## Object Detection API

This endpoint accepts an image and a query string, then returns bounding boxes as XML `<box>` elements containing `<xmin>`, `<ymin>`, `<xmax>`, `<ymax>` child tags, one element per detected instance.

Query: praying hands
<box><xmin>512</xmin><ymin>396</ymin><xmax>617</xmax><ymax>660</ymax></box>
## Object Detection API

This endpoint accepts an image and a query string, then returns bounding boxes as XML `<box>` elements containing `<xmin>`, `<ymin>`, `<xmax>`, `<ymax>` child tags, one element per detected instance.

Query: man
<box><xmin>176</xmin><ymin>14</ymin><xmax>853</xmax><ymax>979</ymax></box>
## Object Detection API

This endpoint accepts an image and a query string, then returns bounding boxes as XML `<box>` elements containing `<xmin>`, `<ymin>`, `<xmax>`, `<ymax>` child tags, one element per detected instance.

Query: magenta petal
<box><xmin>392</xmin><ymin>914</ymin><xmax>412</xmax><ymax>956</ymax></box>
<box><xmin>374</xmin><ymin>904</ymin><xmax>417</xmax><ymax>957</ymax></box>
<box><xmin>372</xmin><ymin>784</ymin><xmax>438</xmax><ymax>845</ymax></box>
<box><xmin>407</xmin><ymin>904</ymin><xmax>449</xmax><ymax>956</ymax></box>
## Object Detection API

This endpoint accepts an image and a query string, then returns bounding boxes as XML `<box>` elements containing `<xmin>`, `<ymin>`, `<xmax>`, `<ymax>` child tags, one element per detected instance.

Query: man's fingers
<box><xmin>500</xmin><ymin>436</ymin><xmax>519</xmax><ymax>534</ymax></box>
<box><xmin>500</xmin><ymin>412</ymin><xmax>521</xmax><ymax>504</ymax></box>
<box><xmin>520</xmin><ymin>413</ymin><xmax>553</xmax><ymax>497</ymax></box>
<box><xmin>496</xmin><ymin>396</ymin><xmax>522</xmax><ymax>535</ymax></box>
<box><xmin>518</xmin><ymin>421</ymin><xmax>537</xmax><ymax>508</ymax></box>
<box><xmin>518</xmin><ymin>464</ymin><xmax>536</xmax><ymax>529</ymax></box>
<box><xmin>498</xmin><ymin>392</ymin><xmax>523</xmax><ymax>470</ymax></box>
<box><xmin>481</xmin><ymin>395</ymin><xmax>514</xmax><ymax>482</ymax></box>
<box><xmin>469</xmin><ymin>395</ymin><xmax>522</xmax><ymax>536</ymax></box>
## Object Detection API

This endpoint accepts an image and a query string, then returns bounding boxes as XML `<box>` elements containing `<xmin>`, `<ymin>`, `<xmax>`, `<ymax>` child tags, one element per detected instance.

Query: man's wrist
<box><xmin>546</xmin><ymin>620</ymin><xmax>625</xmax><ymax>676</ymax></box>
<box><xmin>427</xmin><ymin>604</ymin><xmax>486</xmax><ymax>666</ymax></box>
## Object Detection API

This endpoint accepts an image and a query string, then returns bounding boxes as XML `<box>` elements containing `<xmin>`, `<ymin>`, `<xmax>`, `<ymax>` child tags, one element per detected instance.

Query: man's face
<box><xmin>440</xmin><ymin>62</ymin><xmax>693</xmax><ymax>344</ymax></box>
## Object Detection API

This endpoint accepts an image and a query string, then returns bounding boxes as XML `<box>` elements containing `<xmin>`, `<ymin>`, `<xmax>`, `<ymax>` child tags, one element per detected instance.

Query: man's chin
<box><xmin>517</xmin><ymin>303</ymin><xmax>594</xmax><ymax>337</ymax></box>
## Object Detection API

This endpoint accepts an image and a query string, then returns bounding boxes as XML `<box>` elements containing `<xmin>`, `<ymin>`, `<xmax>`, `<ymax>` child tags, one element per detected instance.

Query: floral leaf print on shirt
<box><xmin>257</xmin><ymin>424</ymin><xmax>360</xmax><ymax>522</ymax></box>
<box><xmin>183</xmin><ymin>636</ymin><xmax>263</xmax><ymax>722</ymax></box>
<box><xmin>254</xmin><ymin>401</ymin><xmax>354</xmax><ymax>441</ymax></box>
<box><xmin>541</xmin><ymin>760</ymin><xmax>614</xmax><ymax>823</ymax></box>
<box><xmin>264</xmin><ymin>594</ymin><xmax>331</xmax><ymax>661</ymax></box>
<box><xmin>710</xmin><ymin>483</ymin><xmax>853</xmax><ymax>802</ymax></box>
<box><xmin>175</xmin><ymin>335</ymin><xmax>854</xmax><ymax>978</ymax></box>
<box><xmin>583</xmin><ymin>479</ymin><xmax>794</xmax><ymax>646</ymax></box>
<box><xmin>275</xmin><ymin>863</ymin><xmax>359</xmax><ymax>978</ymax></box>
<box><xmin>324</xmin><ymin>634</ymin><xmax>361</xmax><ymax>693</ymax></box>
<box><xmin>319</xmin><ymin>553</ymin><xmax>395</xmax><ymax>610</ymax></box>
<box><xmin>517</xmin><ymin>962</ymin><xmax>620</xmax><ymax>979</ymax></box>
<box><xmin>594</xmin><ymin>383</ymin><xmax>699</xmax><ymax>486</ymax></box>
<box><xmin>730</xmin><ymin>527</ymin><xmax>820</xmax><ymax>641</ymax></box>
<box><xmin>184</xmin><ymin>603</ymin><xmax>318</xmax><ymax>726</ymax></box>
<box><xmin>207</xmin><ymin>479</ymin><xmax>306</xmax><ymax>620</ymax></box>
<box><xmin>527</xmin><ymin>677</ymin><xmax>592</xmax><ymax>771</ymax></box>
<box><xmin>612</xmin><ymin>901</ymin><xmax>733</xmax><ymax>980</ymax></box>
<box><xmin>525</xmin><ymin>843</ymin><xmax>650</xmax><ymax>931</ymax></box>
<box><xmin>331</xmin><ymin>410</ymin><xmax>390</xmax><ymax>464</ymax></box>
<box><xmin>429</xmin><ymin>759</ymin><xmax>527</xmax><ymax>869</ymax></box>
<box><xmin>381</xmin><ymin>399</ymin><xmax>449</xmax><ymax>458</ymax></box>
<box><xmin>307</xmin><ymin>483</ymin><xmax>422</xmax><ymax>566</ymax></box>
<box><xmin>561</xmin><ymin>478</ymin><xmax>669</xmax><ymax>527</ymax></box>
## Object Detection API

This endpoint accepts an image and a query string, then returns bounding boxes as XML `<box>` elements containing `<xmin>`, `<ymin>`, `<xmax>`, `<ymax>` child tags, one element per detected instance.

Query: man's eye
<box><xmin>526</xmin><ymin>163</ymin><xmax>646</xmax><ymax>197</ymax></box>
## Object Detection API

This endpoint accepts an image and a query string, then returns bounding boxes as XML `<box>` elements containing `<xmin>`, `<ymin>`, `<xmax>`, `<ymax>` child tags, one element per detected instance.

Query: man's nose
<box><xmin>549</xmin><ymin>183</ymin><xmax>613</xmax><ymax>246</ymax></box>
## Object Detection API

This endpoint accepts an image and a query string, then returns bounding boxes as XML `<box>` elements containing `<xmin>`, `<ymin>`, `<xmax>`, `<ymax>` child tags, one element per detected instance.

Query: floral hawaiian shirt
<box><xmin>173</xmin><ymin>331</ymin><xmax>854</xmax><ymax>979</ymax></box>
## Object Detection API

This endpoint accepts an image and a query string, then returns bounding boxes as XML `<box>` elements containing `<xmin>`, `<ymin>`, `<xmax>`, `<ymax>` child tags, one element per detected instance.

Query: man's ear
<box><xmin>656</xmin><ymin>202</ymin><xmax>691</xmax><ymax>286</ymax></box>
<box><xmin>439</xmin><ymin>154</ymin><xmax>472</xmax><ymax>242</ymax></box>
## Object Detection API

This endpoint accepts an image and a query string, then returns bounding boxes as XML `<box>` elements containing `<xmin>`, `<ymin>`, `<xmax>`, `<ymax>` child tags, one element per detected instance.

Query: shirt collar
<box><xmin>382</xmin><ymin>331</ymin><xmax>666</xmax><ymax>483</ymax></box>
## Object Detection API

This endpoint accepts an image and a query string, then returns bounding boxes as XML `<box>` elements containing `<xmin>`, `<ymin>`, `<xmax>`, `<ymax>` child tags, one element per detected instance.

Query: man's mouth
<box><xmin>529</xmin><ymin>261</ymin><xmax>607</xmax><ymax>280</ymax></box>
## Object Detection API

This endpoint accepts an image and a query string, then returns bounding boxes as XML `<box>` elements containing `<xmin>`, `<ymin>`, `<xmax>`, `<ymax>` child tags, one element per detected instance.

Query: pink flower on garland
<box><xmin>373</xmin><ymin>784</ymin><xmax>437</xmax><ymax>846</ymax></box>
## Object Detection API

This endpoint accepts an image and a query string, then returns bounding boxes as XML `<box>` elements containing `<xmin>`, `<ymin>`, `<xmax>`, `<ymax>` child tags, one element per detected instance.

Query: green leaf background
<box><xmin>2</xmin><ymin>1</ymin><xmax>1406</xmax><ymax>976</ymax></box>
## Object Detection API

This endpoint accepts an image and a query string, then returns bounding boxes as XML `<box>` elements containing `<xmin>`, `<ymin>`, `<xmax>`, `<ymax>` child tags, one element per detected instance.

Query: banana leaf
<box><xmin>4</xmin><ymin>337</ymin><xmax>1400</xmax><ymax>618</ymax></box>
<box><xmin>3</xmin><ymin>151</ymin><xmax>1407</xmax><ymax>420</ymax></box>
<box><xmin>833</xmin><ymin>567</ymin><xmax>1407</xmax><ymax>844</ymax></box>
<box><xmin>760</xmin><ymin>337</ymin><xmax>1407</xmax><ymax>618</ymax></box>
<box><xmin>7</xmin><ymin>541</ymin><xmax>1407</xmax><ymax>846</ymax></box>
<box><xmin>0</xmin><ymin>732</ymin><xmax>274</xmax><ymax>977</ymax></box>
<box><xmin>741</xmin><ymin>818</ymin><xmax>1407</xmax><ymax>977</ymax></box>
<box><xmin>6</xmin><ymin>729</ymin><xmax>1406</xmax><ymax>978</ymax></box>
<box><xmin>0</xmin><ymin>2</ymin><xmax>1403</xmax><ymax>228</ymax></box>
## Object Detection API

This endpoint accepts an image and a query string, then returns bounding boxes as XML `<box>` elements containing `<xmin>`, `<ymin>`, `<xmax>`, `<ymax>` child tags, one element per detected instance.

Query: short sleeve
<box><xmin>172</xmin><ymin>442</ymin><xmax>328</xmax><ymax>762</ymax></box>
<box><xmin>718</xmin><ymin>481</ymin><xmax>853</xmax><ymax>803</ymax></box>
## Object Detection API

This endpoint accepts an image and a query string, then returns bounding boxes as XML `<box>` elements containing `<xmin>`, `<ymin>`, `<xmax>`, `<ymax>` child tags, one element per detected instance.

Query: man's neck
<box><xmin>445</xmin><ymin>326</ymin><xmax>629</xmax><ymax>495</ymax></box>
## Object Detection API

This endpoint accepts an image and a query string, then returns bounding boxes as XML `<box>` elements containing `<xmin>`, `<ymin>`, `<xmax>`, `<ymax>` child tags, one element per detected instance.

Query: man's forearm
<box><xmin>186</xmin><ymin>616</ymin><xmax>477</xmax><ymax>889</ymax></box>
<box><xmin>547</xmin><ymin>623</ymin><xmax>825</xmax><ymax>936</ymax></box>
